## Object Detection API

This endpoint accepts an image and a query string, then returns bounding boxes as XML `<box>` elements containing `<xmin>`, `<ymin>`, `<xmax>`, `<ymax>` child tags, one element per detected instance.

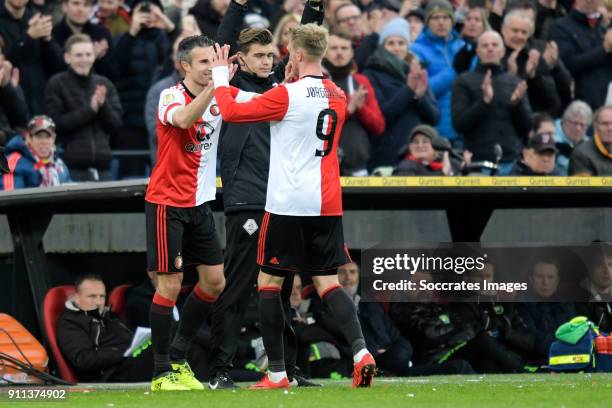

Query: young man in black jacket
<box><xmin>56</xmin><ymin>274</ymin><xmax>153</xmax><ymax>382</ymax></box>
<box><xmin>45</xmin><ymin>33</ymin><xmax>122</xmax><ymax>181</ymax></box>
<box><xmin>207</xmin><ymin>0</ymin><xmax>324</xmax><ymax>389</ymax></box>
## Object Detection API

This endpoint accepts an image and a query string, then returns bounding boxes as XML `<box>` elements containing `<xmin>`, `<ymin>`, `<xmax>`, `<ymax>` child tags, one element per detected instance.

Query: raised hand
<box><xmin>0</xmin><ymin>62</ymin><xmax>10</xmax><ymax>87</ymax></box>
<box><xmin>542</xmin><ymin>41</ymin><xmax>558</xmax><ymax>69</ymax></box>
<box><xmin>604</xmin><ymin>29</ymin><xmax>612</xmax><ymax>53</ymax></box>
<box><xmin>10</xmin><ymin>67</ymin><xmax>19</xmax><ymax>88</ymax></box>
<box><xmin>348</xmin><ymin>86</ymin><xmax>368</xmax><ymax>114</ymax></box>
<box><xmin>506</xmin><ymin>48</ymin><xmax>520</xmax><ymax>76</ymax></box>
<box><xmin>510</xmin><ymin>80</ymin><xmax>528</xmax><ymax>105</ymax></box>
<box><xmin>525</xmin><ymin>49</ymin><xmax>540</xmax><ymax>79</ymax></box>
<box><xmin>482</xmin><ymin>69</ymin><xmax>494</xmax><ymax>104</ymax></box>
<box><xmin>93</xmin><ymin>39</ymin><xmax>109</xmax><ymax>60</ymax></box>
<box><xmin>414</xmin><ymin>66</ymin><xmax>429</xmax><ymax>99</ymax></box>
<box><xmin>283</xmin><ymin>61</ymin><xmax>298</xmax><ymax>84</ymax></box>
<box><xmin>210</xmin><ymin>43</ymin><xmax>231</xmax><ymax>69</ymax></box>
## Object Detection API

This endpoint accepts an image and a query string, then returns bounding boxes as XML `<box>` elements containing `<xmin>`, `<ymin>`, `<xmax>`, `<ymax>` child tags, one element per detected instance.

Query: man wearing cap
<box><xmin>509</xmin><ymin>132</ymin><xmax>561</xmax><ymax>175</ymax></box>
<box><xmin>411</xmin><ymin>0</ymin><xmax>465</xmax><ymax>145</ymax></box>
<box><xmin>0</xmin><ymin>115</ymin><xmax>71</xmax><ymax>190</ymax></box>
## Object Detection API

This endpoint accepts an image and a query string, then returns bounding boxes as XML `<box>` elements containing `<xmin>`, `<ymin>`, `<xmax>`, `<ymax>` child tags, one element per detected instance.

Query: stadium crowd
<box><xmin>1</xmin><ymin>0</ymin><xmax>612</xmax><ymax>188</ymax></box>
<box><xmin>1</xmin><ymin>0</ymin><xmax>611</xmax><ymax>383</ymax></box>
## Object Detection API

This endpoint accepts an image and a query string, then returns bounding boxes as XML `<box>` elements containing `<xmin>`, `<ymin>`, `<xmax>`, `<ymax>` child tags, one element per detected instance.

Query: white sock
<box><xmin>268</xmin><ymin>371</ymin><xmax>287</xmax><ymax>383</ymax></box>
<box><xmin>353</xmin><ymin>348</ymin><xmax>369</xmax><ymax>363</ymax></box>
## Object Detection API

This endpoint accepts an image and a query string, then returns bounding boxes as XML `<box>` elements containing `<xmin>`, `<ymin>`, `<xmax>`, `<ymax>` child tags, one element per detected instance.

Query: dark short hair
<box><xmin>532</xmin><ymin>112</ymin><xmax>554</xmax><ymax>133</ymax></box>
<box><xmin>75</xmin><ymin>274</ymin><xmax>104</xmax><ymax>292</ymax></box>
<box><xmin>594</xmin><ymin>105</ymin><xmax>612</xmax><ymax>125</ymax></box>
<box><xmin>65</xmin><ymin>33</ymin><xmax>93</xmax><ymax>53</ymax></box>
<box><xmin>529</xmin><ymin>258</ymin><xmax>560</xmax><ymax>277</ymax></box>
<box><xmin>176</xmin><ymin>35</ymin><xmax>215</xmax><ymax>64</ymax></box>
<box><xmin>237</xmin><ymin>28</ymin><xmax>274</xmax><ymax>54</ymax></box>
<box><xmin>62</xmin><ymin>0</ymin><xmax>95</xmax><ymax>5</ymax></box>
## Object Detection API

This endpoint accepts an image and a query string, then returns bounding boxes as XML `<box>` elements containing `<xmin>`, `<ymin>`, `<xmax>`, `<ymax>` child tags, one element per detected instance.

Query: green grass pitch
<box><xmin>3</xmin><ymin>374</ymin><xmax>612</xmax><ymax>408</ymax></box>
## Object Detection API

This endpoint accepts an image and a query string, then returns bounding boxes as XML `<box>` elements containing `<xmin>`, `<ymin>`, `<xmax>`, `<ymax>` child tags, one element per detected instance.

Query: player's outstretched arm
<box><xmin>171</xmin><ymin>83</ymin><xmax>215</xmax><ymax>129</ymax></box>
<box><xmin>211</xmin><ymin>43</ymin><xmax>288</xmax><ymax>123</ymax></box>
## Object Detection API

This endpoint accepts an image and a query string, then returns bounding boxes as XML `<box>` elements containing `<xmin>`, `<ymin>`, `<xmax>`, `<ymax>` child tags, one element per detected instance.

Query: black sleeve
<box><xmin>300</xmin><ymin>0</ymin><xmax>324</xmax><ymax>25</ymax></box>
<box><xmin>56</xmin><ymin>316</ymin><xmax>125</xmax><ymax>373</ymax></box>
<box><xmin>549</xmin><ymin>23</ymin><xmax>609</xmax><ymax>75</ymax></box>
<box><xmin>44</xmin><ymin>77</ymin><xmax>98</xmax><ymax>141</ymax></box>
<box><xmin>451</xmin><ymin>75</ymin><xmax>489</xmax><ymax>134</ymax></box>
<box><xmin>354</xmin><ymin>33</ymin><xmax>379</xmax><ymax>72</ymax></box>
<box><xmin>272</xmin><ymin>1</ymin><xmax>324</xmax><ymax>82</ymax></box>
<box><xmin>40</xmin><ymin>39</ymin><xmax>66</xmax><ymax>77</ymax></box>
<box><xmin>97</xmin><ymin>81</ymin><xmax>123</xmax><ymax>132</ymax></box>
<box><xmin>215</xmin><ymin>0</ymin><xmax>248</xmax><ymax>55</ymax></box>
<box><xmin>92</xmin><ymin>29</ymin><xmax>119</xmax><ymax>83</ymax></box>
<box><xmin>0</xmin><ymin>84</ymin><xmax>29</xmax><ymax>129</ymax></box>
<box><xmin>510</xmin><ymin>88</ymin><xmax>534</xmax><ymax>138</ymax></box>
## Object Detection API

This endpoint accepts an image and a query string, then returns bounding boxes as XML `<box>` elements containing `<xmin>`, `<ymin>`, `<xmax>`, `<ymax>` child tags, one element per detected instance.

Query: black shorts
<box><xmin>256</xmin><ymin>212</ymin><xmax>351</xmax><ymax>277</ymax></box>
<box><xmin>146</xmin><ymin>201</ymin><xmax>223</xmax><ymax>273</ymax></box>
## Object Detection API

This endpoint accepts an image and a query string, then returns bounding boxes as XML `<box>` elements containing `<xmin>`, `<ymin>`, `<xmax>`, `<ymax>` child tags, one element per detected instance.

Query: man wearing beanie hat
<box><xmin>394</xmin><ymin>124</ymin><xmax>454</xmax><ymax>176</ymax></box>
<box><xmin>412</xmin><ymin>0</ymin><xmax>464</xmax><ymax>145</ymax></box>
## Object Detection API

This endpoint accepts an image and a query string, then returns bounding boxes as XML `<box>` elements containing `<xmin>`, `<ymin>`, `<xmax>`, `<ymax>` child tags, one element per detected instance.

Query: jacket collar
<box><xmin>593</xmin><ymin>133</ymin><xmax>612</xmax><ymax>159</ymax></box>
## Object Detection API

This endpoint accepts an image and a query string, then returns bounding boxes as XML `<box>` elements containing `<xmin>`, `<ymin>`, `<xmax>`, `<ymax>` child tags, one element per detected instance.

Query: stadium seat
<box><xmin>108</xmin><ymin>284</ymin><xmax>132</xmax><ymax>322</ymax></box>
<box><xmin>43</xmin><ymin>285</ymin><xmax>78</xmax><ymax>383</ymax></box>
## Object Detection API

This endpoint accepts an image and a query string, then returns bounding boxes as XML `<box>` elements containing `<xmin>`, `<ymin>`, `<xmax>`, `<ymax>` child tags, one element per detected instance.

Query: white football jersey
<box><xmin>214</xmin><ymin>74</ymin><xmax>347</xmax><ymax>216</ymax></box>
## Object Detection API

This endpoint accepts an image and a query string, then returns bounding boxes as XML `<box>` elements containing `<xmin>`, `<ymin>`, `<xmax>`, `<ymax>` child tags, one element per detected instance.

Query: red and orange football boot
<box><xmin>352</xmin><ymin>353</ymin><xmax>376</xmax><ymax>388</ymax></box>
<box><xmin>248</xmin><ymin>374</ymin><xmax>291</xmax><ymax>390</ymax></box>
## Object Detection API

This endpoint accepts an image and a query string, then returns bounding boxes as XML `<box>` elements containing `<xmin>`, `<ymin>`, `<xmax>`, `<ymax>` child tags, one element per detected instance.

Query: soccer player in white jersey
<box><xmin>210</xmin><ymin>24</ymin><xmax>377</xmax><ymax>389</ymax></box>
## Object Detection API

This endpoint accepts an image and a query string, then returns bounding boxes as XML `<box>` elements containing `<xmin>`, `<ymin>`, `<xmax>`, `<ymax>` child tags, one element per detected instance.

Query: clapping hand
<box><xmin>510</xmin><ymin>81</ymin><xmax>527</xmax><ymax>105</ymax></box>
<box><xmin>525</xmin><ymin>49</ymin><xmax>540</xmax><ymax>79</ymax></box>
<box><xmin>482</xmin><ymin>69</ymin><xmax>494</xmax><ymax>104</ymax></box>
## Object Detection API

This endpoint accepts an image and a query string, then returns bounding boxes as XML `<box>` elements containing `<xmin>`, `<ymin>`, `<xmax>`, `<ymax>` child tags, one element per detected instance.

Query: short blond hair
<box><xmin>290</xmin><ymin>23</ymin><xmax>329</xmax><ymax>61</ymax></box>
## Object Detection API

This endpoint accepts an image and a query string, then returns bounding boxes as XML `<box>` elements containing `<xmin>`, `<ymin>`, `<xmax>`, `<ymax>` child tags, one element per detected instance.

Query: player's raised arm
<box><xmin>211</xmin><ymin>44</ymin><xmax>289</xmax><ymax>123</ymax></box>
<box><xmin>169</xmin><ymin>84</ymin><xmax>215</xmax><ymax>129</ymax></box>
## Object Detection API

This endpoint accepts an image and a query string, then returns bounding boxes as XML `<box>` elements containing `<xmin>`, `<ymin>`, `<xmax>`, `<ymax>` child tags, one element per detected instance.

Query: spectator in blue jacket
<box><xmin>411</xmin><ymin>0</ymin><xmax>465</xmax><ymax>146</ymax></box>
<box><xmin>555</xmin><ymin>101</ymin><xmax>592</xmax><ymax>176</ymax></box>
<box><xmin>363</xmin><ymin>17</ymin><xmax>439</xmax><ymax>171</ymax></box>
<box><xmin>1</xmin><ymin>115</ymin><xmax>71</xmax><ymax>190</ymax></box>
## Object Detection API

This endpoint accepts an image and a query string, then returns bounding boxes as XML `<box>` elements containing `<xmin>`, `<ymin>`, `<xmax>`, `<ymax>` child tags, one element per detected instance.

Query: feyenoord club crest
<box><xmin>243</xmin><ymin>219</ymin><xmax>259</xmax><ymax>236</ymax></box>
<box><xmin>210</xmin><ymin>104</ymin><xmax>220</xmax><ymax>116</ymax></box>
<box><xmin>174</xmin><ymin>254</ymin><xmax>183</xmax><ymax>270</ymax></box>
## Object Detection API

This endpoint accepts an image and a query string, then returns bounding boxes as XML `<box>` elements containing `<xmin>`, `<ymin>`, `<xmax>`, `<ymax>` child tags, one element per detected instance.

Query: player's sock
<box><xmin>258</xmin><ymin>286</ymin><xmax>286</xmax><ymax>374</ymax></box>
<box><xmin>268</xmin><ymin>371</ymin><xmax>288</xmax><ymax>382</ymax></box>
<box><xmin>321</xmin><ymin>285</ymin><xmax>367</xmax><ymax>355</ymax></box>
<box><xmin>353</xmin><ymin>348</ymin><xmax>369</xmax><ymax>363</ymax></box>
<box><xmin>151</xmin><ymin>292</ymin><xmax>176</xmax><ymax>376</ymax></box>
<box><xmin>169</xmin><ymin>285</ymin><xmax>218</xmax><ymax>362</ymax></box>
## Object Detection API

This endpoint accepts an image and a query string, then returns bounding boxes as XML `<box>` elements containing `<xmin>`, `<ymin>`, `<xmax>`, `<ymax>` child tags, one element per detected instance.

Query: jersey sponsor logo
<box><xmin>242</xmin><ymin>219</ymin><xmax>259</xmax><ymax>235</ymax></box>
<box><xmin>209</xmin><ymin>104</ymin><xmax>220</xmax><ymax>116</ymax></box>
<box><xmin>185</xmin><ymin>122</ymin><xmax>215</xmax><ymax>153</ymax></box>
